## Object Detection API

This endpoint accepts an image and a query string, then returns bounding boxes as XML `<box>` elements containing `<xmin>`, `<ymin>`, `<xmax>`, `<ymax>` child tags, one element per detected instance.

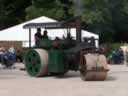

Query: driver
<box><xmin>42</xmin><ymin>30</ymin><xmax>48</xmax><ymax>39</ymax></box>
<box><xmin>34</xmin><ymin>28</ymin><xmax>42</xmax><ymax>45</ymax></box>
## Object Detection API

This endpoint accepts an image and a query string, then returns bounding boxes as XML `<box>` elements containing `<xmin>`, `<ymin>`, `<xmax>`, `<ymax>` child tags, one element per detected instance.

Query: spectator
<box><xmin>8</xmin><ymin>46</ymin><xmax>15</xmax><ymax>54</ymax></box>
<box><xmin>108</xmin><ymin>52</ymin><xmax>113</xmax><ymax>64</ymax></box>
<box><xmin>126</xmin><ymin>51</ymin><xmax>128</xmax><ymax>65</ymax></box>
<box><xmin>0</xmin><ymin>47</ymin><xmax>4</xmax><ymax>62</ymax></box>
<box><xmin>119</xmin><ymin>48</ymin><xmax>124</xmax><ymax>64</ymax></box>
<box><xmin>112</xmin><ymin>49</ymin><xmax>120</xmax><ymax>64</ymax></box>
<box><xmin>15</xmin><ymin>49</ymin><xmax>23</xmax><ymax>62</ymax></box>
<box><xmin>112</xmin><ymin>50</ymin><xmax>118</xmax><ymax>64</ymax></box>
<box><xmin>3</xmin><ymin>50</ymin><xmax>15</xmax><ymax>69</ymax></box>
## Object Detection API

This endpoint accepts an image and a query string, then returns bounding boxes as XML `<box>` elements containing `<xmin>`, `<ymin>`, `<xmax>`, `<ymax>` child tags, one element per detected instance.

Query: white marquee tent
<box><xmin>0</xmin><ymin>16</ymin><xmax>99</xmax><ymax>47</ymax></box>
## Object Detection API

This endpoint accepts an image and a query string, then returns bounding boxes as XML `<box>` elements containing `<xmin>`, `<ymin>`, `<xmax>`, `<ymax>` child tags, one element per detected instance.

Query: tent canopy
<box><xmin>0</xmin><ymin>16</ymin><xmax>99</xmax><ymax>47</ymax></box>
<box><xmin>0</xmin><ymin>16</ymin><xmax>56</xmax><ymax>41</ymax></box>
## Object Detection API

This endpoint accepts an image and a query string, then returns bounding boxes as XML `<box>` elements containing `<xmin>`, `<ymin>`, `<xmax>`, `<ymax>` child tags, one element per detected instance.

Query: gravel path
<box><xmin>0</xmin><ymin>63</ymin><xmax>127</xmax><ymax>96</ymax></box>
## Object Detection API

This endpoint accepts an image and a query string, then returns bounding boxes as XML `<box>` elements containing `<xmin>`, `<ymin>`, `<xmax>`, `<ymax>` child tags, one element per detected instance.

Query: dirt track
<box><xmin>0</xmin><ymin>63</ymin><xmax>128</xmax><ymax>96</ymax></box>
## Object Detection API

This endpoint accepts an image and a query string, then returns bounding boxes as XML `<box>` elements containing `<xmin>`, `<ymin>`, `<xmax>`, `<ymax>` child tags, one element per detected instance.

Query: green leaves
<box><xmin>32</xmin><ymin>0</ymin><xmax>56</xmax><ymax>8</ymax></box>
<box><xmin>26</xmin><ymin>6</ymin><xmax>65</xmax><ymax>20</ymax></box>
<box><xmin>26</xmin><ymin>0</ymin><xmax>74</xmax><ymax>20</ymax></box>
<box><xmin>0</xmin><ymin>0</ymin><xmax>31</xmax><ymax>29</ymax></box>
<box><xmin>81</xmin><ymin>0</ymin><xmax>128</xmax><ymax>43</ymax></box>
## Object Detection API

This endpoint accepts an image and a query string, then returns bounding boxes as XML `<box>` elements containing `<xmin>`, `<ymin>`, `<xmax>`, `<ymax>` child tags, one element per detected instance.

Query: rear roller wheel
<box><xmin>24</xmin><ymin>49</ymin><xmax>48</xmax><ymax>77</ymax></box>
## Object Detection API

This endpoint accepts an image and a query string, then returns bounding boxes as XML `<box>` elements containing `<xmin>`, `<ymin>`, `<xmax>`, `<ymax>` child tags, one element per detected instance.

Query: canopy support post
<box><xmin>29</xmin><ymin>28</ymin><xmax>31</xmax><ymax>48</ymax></box>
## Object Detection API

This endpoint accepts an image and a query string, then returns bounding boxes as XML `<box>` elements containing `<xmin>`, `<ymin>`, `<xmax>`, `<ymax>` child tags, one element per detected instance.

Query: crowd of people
<box><xmin>0</xmin><ymin>46</ymin><xmax>23</xmax><ymax>69</ymax></box>
<box><xmin>107</xmin><ymin>48</ymin><xmax>124</xmax><ymax>64</ymax></box>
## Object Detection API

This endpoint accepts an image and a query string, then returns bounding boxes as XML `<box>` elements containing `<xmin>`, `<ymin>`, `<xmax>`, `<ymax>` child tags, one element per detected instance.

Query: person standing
<box><xmin>42</xmin><ymin>30</ymin><xmax>48</xmax><ymax>39</ymax></box>
<box><xmin>112</xmin><ymin>50</ymin><xmax>118</xmax><ymax>64</ymax></box>
<box><xmin>119</xmin><ymin>48</ymin><xmax>124</xmax><ymax>64</ymax></box>
<box><xmin>0</xmin><ymin>47</ymin><xmax>4</xmax><ymax>62</ymax></box>
<box><xmin>126</xmin><ymin>51</ymin><xmax>128</xmax><ymax>65</ymax></box>
<box><xmin>34</xmin><ymin>28</ymin><xmax>42</xmax><ymax>46</ymax></box>
<box><xmin>15</xmin><ymin>49</ymin><xmax>23</xmax><ymax>62</ymax></box>
<box><xmin>8</xmin><ymin>46</ymin><xmax>15</xmax><ymax>54</ymax></box>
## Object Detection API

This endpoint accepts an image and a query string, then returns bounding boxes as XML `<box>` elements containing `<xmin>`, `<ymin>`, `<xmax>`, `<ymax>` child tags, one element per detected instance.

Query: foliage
<box><xmin>0</xmin><ymin>0</ymin><xmax>31</xmax><ymax>30</ymax></box>
<box><xmin>26</xmin><ymin>6</ymin><xmax>65</xmax><ymax>20</ymax></box>
<box><xmin>82</xmin><ymin>0</ymin><xmax>128</xmax><ymax>43</ymax></box>
<box><xmin>26</xmin><ymin>0</ymin><xmax>74</xmax><ymax>20</ymax></box>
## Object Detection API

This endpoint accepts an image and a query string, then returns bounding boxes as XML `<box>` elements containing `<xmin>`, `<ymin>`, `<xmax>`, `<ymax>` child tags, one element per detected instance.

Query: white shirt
<box><xmin>8</xmin><ymin>47</ymin><xmax>15</xmax><ymax>54</ymax></box>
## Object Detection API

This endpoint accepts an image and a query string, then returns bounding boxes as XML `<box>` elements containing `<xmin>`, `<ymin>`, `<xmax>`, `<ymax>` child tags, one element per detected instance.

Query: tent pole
<box><xmin>29</xmin><ymin>28</ymin><xmax>31</xmax><ymax>48</ymax></box>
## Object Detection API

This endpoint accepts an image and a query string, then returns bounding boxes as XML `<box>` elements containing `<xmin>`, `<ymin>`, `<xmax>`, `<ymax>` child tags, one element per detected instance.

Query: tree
<box><xmin>81</xmin><ymin>0</ymin><xmax>128</xmax><ymax>43</ymax></box>
<box><xmin>26</xmin><ymin>0</ymin><xmax>74</xmax><ymax>20</ymax></box>
<box><xmin>108</xmin><ymin>0</ymin><xmax>128</xmax><ymax>42</ymax></box>
<box><xmin>0</xmin><ymin>0</ymin><xmax>31</xmax><ymax>30</ymax></box>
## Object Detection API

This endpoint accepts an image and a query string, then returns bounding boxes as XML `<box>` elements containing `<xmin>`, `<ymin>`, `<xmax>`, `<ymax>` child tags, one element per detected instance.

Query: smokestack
<box><xmin>73</xmin><ymin>0</ymin><xmax>83</xmax><ymax>43</ymax></box>
<box><xmin>73</xmin><ymin>0</ymin><xmax>83</xmax><ymax>16</ymax></box>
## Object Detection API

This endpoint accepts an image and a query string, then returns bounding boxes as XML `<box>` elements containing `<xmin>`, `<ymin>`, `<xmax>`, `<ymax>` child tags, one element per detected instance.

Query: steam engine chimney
<box><xmin>73</xmin><ymin>0</ymin><xmax>83</xmax><ymax>43</ymax></box>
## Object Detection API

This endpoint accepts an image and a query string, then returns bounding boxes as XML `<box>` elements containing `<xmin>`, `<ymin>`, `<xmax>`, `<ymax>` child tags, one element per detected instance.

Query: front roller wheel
<box><xmin>80</xmin><ymin>54</ymin><xmax>108</xmax><ymax>81</ymax></box>
<box><xmin>24</xmin><ymin>49</ymin><xmax>48</xmax><ymax>77</ymax></box>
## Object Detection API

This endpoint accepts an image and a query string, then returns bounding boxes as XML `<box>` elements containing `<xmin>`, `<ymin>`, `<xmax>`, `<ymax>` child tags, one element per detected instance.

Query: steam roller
<box><xmin>80</xmin><ymin>53</ymin><xmax>108</xmax><ymax>81</ymax></box>
<box><xmin>24</xmin><ymin>49</ymin><xmax>48</xmax><ymax>77</ymax></box>
<box><xmin>23</xmin><ymin>17</ymin><xmax>109</xmax><ymax>81</ymax></box>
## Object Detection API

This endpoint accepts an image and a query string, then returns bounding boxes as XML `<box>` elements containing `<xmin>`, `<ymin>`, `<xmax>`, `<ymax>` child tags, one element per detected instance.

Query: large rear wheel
<box><xmin>24</xmin><ymin>49</ymin><xmax>48</xmax><ymax>77</ymax></box>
